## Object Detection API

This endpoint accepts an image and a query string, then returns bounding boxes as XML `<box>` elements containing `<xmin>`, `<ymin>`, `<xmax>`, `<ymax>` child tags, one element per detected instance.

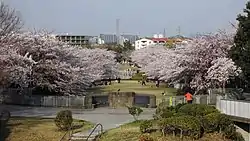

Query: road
<box><xmin>1</xmin><ymin>105</ymin><xmax>155</xmax><ymax>130</ymax></box>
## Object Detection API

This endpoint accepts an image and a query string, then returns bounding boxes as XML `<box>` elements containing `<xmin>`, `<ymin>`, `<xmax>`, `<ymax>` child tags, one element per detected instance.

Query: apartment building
<box><xmin>56</xmin><ymin>35</ymin><xmax>93</xmax><ymax>46</ymax></box>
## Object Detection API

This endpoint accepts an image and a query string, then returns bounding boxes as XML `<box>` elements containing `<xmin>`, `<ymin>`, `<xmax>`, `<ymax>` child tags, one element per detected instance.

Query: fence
<box><xmin>216</xmin><ymin>96</ymin><xmax>250</xmax><ymax>119</ymax></box>
<box><xmin>156</xmin><ymin>94</ymin><xmax>217</xmax><ymax>106</ymax></box>
<box><xmin>0</xmin><ymin>88</ymin><xmax>85</xmax><ymax>108</ymax></box>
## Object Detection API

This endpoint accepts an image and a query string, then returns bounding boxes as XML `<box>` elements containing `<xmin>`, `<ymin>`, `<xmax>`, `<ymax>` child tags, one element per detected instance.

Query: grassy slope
<box><xmin>86</xmin><ymin>80</ymin><xmax>177</xmax><ymax>104</ymax></box>
<box><xmin>3</xmin><ymin>117</ymin><xmax>93</xmax><ymax>141</ymax></box>
<box><xmin>97</xmin><ymin>121</ymin><xmax>230</xmax><ymax>141</ymax></box>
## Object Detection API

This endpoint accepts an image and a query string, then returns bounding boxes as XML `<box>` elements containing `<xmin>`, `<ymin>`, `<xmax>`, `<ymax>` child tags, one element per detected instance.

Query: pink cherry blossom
<box><xmin>131</xmin><ymin>31</ymin><xmax>240</xmax><ymax>94</ymax></box>
<box><xmin>0</xmin><ymin>31</ymin><xmax>119</xmax><ymax>95</ymax></box>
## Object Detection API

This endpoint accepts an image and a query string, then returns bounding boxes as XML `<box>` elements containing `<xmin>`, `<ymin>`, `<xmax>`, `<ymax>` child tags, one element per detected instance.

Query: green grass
<box><xmin>119</xmin><ymin>64</ymin><xmax>139</xmax><ymax>71</ymax></box>
<box><xmin>2</xmin><ymin>117</ymin><xmax>94</xmax><ymax>141</ymax></box>
<box><xmin>86</xmin><ymin>80</ymin><xmax>177</xmax><ymax>104</ymax></box>
<box><xmin>97</xmin><ymin>120</ymin><xmax>229</xmax><ymax>141</ymax></box>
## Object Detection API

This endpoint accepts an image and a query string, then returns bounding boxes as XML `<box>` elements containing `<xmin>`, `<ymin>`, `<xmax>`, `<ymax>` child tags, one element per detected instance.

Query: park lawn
<box><xmin>3</xmin><ymin>117</ymin><xmax>94</xmax><ymax>141</ymax></box>
<box><xmin>86</xmin><ymin>80</ymin><xmax>177</xmax><ymax>104</ymax></box>
<box><xmin>97</xmin><ymin>121</ymin><xmax>230</xmax><ymax>141</ymax></box>
<box><xmin>119</xmin><ymin>64</ymin><xmax>139</xmax><ymax>71</ymax></box>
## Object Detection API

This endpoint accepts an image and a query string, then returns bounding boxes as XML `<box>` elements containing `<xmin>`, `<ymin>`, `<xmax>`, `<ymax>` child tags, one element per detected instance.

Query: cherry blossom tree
<box><xmin>131</xmin><ymin>31</ymin><xmax>241</xmax><ymax>94</ymax></box>
<box><xmin>0</xmin><ymin>32</ymin><xmax>119</xmax><ymax>95</ymax></box>
<box><xmin>131</xmin><ymin>45</ymin><xmax>168</xmax><ymax>68</ymax></box>
<box><xmin>0</xmin><ymin>2</ymin><xmax>119</xmax><ymax>95</ymax></box>
<box><xmin>0</xmin><ymin>2</ymin><xmax>22</xmax><ymax>87</ymax></box>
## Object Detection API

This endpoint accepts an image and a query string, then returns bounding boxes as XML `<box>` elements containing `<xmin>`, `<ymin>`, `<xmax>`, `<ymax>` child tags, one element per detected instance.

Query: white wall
<box><xmin>135</xmin><ymin>38</ymin><xmax>155</xmax><ymax>50</ymax></box>
<box><xmin>216</xmin><ymin>97</ymin><xmax>250</xmax><ymax>119</ymax></box>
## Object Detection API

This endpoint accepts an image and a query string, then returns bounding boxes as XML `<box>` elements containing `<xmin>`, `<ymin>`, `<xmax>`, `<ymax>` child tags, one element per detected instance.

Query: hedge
<box><xmin>158</xmin><ymin>115</ymin><xmax>202</xmax><ymax>139</ymax></box>
<box><xmin>154</xmin><ymin>102</ymin><xmax>187</xmax><ymax>120</ymax></box>
<box><xmin>155</xmin><ymin>103</ymin><xmax>244</xmax><ymax>140</ymax></box>
<box><xmin>140</xmin><ymin>120</ymin><xmax>153</xmax><ymax>133</ymax></box>
<box><xmin>54</xmin><ymin>110</ymin><xmax>73</xmax><ymax>131</ymax></box>
<box><xmin>178</xmin><ymin>104</ymin><xmax>219</xmax><ymax>117</ymax></box>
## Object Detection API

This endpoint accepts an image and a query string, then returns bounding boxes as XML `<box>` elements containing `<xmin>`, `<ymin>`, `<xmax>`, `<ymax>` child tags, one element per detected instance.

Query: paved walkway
<box><xmin>1</xmin><ymin>105</ymin><xmax>154</xmax><ymax>130</ymax></box>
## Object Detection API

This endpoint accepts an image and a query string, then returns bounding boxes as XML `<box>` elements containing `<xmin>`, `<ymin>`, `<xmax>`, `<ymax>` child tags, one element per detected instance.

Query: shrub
<box><xmin>127</xmin><ymin>106</ymin><xmax>143</xmax><ymax>120</ymax></box>
<box><xmin>174</xmin><ymin>103</ymin><xmax>186</xmax><ymax>112</ymax></box>
<box><xmin>140</xmin><ymin>120</ymin><xmax>153</xmax><ymax>133</ymax></box>
<box><xmin>154</xmin><ymin>107</ymin><xmax>175</xmax><ymax>120</ymax></box>
<box><xmin>229</xmin><ymin>131</ymin><xmax>245</xmax><ymax>141</ymax></box>
<box><xmin>154</xmin><ymin>102</ymin><xmax>186</xmax><ymax>119</ymax></box>
<box><xmin>202</xmin><ymin>112</ymin><xmax>221</xmax><ymax>133</ymax></box>
<box><xmin>178</xmin><ymin>104</ymin><xmax>219</xmax><ymax>117</ymax></box>
<box><xmin>157</xmin><ymin>101</ymin><xmax>170</xmax><ymax>110</ymax></box>
<box><xmin>154</xmin><ymin>102</ymin><xmax>175</xmax><ymax>120</ymax></box>
<box><xmin>217</xmin><ymin>114</ymin><xmax>234</xmax><ymax>133</ymax></box>
<box><xmin>138</xmin><ymin>134</ymin><xmax>154</xmax><ymax>141</ymax></box>
<box><xmin>221</xmin><ymin>124</ymin><xmax>244</xmax><ymax>141</ymax></box>
<box><xmin>158</xmin><ymin>115</ymin><xmax>202</xmax><ymax>139</ymax></box>
<box><xmin>202</xmin><ymin>113</ymin><xmax>235</xmax><ymax>135</ymax></box>
<box><xmin>54</xmin><ymin>110</ymin><xmax>73</xmax><ymax>131</ymax></box>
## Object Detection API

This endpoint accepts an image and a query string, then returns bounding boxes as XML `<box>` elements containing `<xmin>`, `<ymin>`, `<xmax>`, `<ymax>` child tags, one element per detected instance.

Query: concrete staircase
<box><xmin>70</xmin><ymin>124</ymin><xmax>104</xmax><ymax>141</ymax></box>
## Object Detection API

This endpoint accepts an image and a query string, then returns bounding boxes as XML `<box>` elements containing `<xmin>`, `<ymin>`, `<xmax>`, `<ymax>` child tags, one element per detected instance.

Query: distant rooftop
<box><xmin>150</xmin><ymin>38</ymin><xmax>168</xmax><ymax>41</ymax></box>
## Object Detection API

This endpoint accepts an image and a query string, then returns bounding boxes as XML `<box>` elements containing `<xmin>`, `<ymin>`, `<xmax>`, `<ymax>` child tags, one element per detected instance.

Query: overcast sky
<box><xmin>5</xmin><ymin>0</ymin><xmax>248</xmax><ymax>37</ymax></box>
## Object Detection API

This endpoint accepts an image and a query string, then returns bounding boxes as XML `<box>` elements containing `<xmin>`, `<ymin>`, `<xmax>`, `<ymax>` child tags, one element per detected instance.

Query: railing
<box><xmin>86</xmin><ymin>123</ymin><xmax>103</xmax><ymax>141</ymax></box>
<box><xmin>157</xmin><ymin>95</ymin><xmax>216</xmax><ymax>106</ymax></box>
<box><xmin>216</xmin><ymin>97</ymin><xmax>250</xmax><ymax>119</ymax></box>
<box><xmin>0</xmin><ymin>88</ymin><xmax>86</xmax><ymax>107</ymax></box>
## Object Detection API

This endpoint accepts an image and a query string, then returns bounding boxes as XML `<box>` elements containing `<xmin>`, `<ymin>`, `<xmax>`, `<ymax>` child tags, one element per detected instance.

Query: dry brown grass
<box><xmin>2</xmin><ymin>117</ymin><xmax>93</xmax><ymax>141</ymax></box>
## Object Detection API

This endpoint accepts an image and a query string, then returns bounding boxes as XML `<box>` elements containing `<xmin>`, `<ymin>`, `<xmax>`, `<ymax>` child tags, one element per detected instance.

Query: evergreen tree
<box><xmin>230</xmin><ymin>1</ymin><xmax>250</xmax><ymax>88</ymax></box>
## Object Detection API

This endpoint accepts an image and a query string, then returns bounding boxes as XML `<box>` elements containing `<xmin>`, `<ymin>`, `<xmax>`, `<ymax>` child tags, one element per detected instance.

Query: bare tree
<box><xmin>0</xmin><ymin>2</ymin><xmax>22</xmax><ymax>88</ymax></box>
<box><xmin>0</xmin><ymin>2</ymin><xmax>22</xmax><ymax>40</ymax></box>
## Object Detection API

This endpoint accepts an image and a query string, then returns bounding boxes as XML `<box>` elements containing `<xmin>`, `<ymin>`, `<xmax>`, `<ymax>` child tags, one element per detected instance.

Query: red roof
<box><xmin>150</xmin><ymin>38</ymin><xmax>168</xmax><ymax>41</ymax></box>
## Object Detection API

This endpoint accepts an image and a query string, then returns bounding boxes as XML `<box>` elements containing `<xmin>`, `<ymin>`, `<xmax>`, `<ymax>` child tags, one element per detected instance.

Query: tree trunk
<box><xmin>180</xmin><ymin>129</ymin><xmax>183</xmax><ymax>138</ymax></box>
<box><xmin>133</xmin><ymin>115</ymin><xmax>137</xmax><ymax>121</ymax></box>
<box><xmin>222</xmin><ymin>81</ymin><xmax>226</xmax><ymax>98</ymax></box>
<box><xmin>162</xmin><ymin>128</ymin><xmax>165</xmax><ymax>136</ymax></box>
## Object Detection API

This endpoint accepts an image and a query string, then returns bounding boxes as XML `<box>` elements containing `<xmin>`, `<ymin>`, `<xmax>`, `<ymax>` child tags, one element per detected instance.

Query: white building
<box><xmin>135</xmin><ymin>37</ymin><xmax>169</xmax><ymax>50</ymax></box>
<box><xmin>135</xmin><ymin>38</ymin><xmax>155</xmax><ymax>50</ymax></box>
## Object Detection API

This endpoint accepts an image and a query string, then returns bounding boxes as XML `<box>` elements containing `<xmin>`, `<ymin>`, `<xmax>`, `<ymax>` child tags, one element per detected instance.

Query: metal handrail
<box><xmin>86</xmin><ymin>123</ymin><xmax>103</xmax><ymax>141</ymax></box>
